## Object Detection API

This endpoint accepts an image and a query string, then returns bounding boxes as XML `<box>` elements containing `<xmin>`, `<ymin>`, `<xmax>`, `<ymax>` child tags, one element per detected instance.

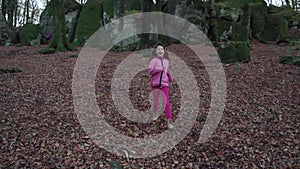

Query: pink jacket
<box><xmin>148</xmin><ymin>57</ymin><xmax>172</xmax><ymax>88</ymax></box>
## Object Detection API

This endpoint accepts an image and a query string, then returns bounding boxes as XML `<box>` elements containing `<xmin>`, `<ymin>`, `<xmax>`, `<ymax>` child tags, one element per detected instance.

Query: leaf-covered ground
<box><xmin>0</xmin><ymin>39</ymin><xmax>299</xmax><ymax>168</ymax></box>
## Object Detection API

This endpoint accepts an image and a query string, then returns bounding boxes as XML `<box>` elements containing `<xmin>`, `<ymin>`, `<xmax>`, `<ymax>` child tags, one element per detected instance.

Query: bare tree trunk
<box><xmin>291</xmin><ymin>0</ymin><xmax>297</xmax><ymax>10</ymax></box>
<box><xmin>137</xmin><ymin>0</ymin><xmax>152</xmax><ymax>50</ymax></box>
<box><xmin>31</xmin><ymin>1</ymin><xmax>38</xmax><ymax>23</ymax></box>
<box><xmin>207</xmin><ymin>0</ymin><xmax>218</xmax><ymax>41</ymax></box>
<box><xmin>156</xmin><ymin>0</ymin><xmax>169</xmax><ymax>45</ymax></box>
<box><xmin>26</xmin><ymin>0</ymin><xmax>29</xmax><ymax>23</ymax></box>
<box><xmin>13</xmin><ymin>0</ymin><xmax>18</xmax><ymax>26</ymax></box>
<box><xmin>167</xmin><ymin>0</ymin><xmax>177</xmax><ymax>15</ymax></box>
<box><xmin>2</xmin><ymin>0</ymin><xmax>7</xmax><ymax>21</ymax></box>
<box><xmin>285</xmin><ymin>0</ymin><xmax>291</xmax><ymax>7</ymax></box>
<box><xmin>7</xmin><ymin>0</ymin><xmax>13</xmax><ymax>26</ymax></box>
<box><xmin>22</xmin><ymin>0</ymin><xmax>26</xmax><ymax>25</ymax></box>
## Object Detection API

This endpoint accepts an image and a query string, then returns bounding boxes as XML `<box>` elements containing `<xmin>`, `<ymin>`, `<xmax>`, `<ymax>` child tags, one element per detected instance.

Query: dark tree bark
<box><xmin>31</xmin><ymin>1</ymin><xmax>38</xmax><ymax>23</ymax></box>
<box><xmin>2</xmin><ymin>0</ymin><xmax>7</xmax><ymax>21</ymax></box>
<box><xmin>167</xmin><ymin>0</ymin><xmax>177</xmax><ymax>15</ymax></box>
<box><xmin>207</xmin><ymin>0</ymin><xmax>218</xmax><ymax>41</ymax></box>
<box><xmin>26</xmin><ymin>0</ymin><xmax>29</xmax><ymax>23</ymax></box>
<box><xmin>285</xmin><ymin>0</ymin><xmax>291</xmax><ymax>8</ymax></box>
<box><xmin>48</xmin><ymin>0</ymin><xmax>75</xmax><ymax>51</ymax></box>
<box><xmin>13</xmin><ymin>0</ymin><xmax>18</xmax><ymax>27</ymax></box>
<box><xmin>156</xmin><ymin>0</ymin><xmax>169</xmax><ymax>45</ymax></box>
<box><xmin>7</xmin><ymin>0</ymin><xmax>14</xmax><ymax>26</ymax></box>
<box><xmin>137</xmin><ymin>0</ymin><xmax>152</xmax><ymax>50</ymax></box>
<box><xmin>22</xmin><ymin>0</ymin><xmax>26</xmax><ymax>25</ymax></box>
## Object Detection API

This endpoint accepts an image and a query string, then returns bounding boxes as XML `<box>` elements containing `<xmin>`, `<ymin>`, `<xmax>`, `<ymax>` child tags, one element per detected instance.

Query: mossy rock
<box><xmin>131</xmin><ymin>0</ymin><xmax>142</xmax><ymax>11</ymax></box>
<box><xmin>218</xmin><ymin>43</ymin><xmax>236</xmax><ymax>63</ymax></box>
<box><xmin>214</xmin><ymin>19</ymin><xmax>249</xmax><ymax>42</ymax></box>
<box><xmin>218</xmin><ymin>41</ymin><xmax>250</xmax><ymax>63</ymax></box>
<box><xmin>19</xmin><ymin>23</ymin><xmax>41</xmax><ymax>45</ymax></box>
<box><xmin>232</xmin><ymin>24</ymin><xmax>249</xmax><ymax>42</ymax></box>
<box><xmin>0</xmin><ymin>67</ymin><xmax>22</xmax><ymax>73</ymax></box>
<box><xmin>40</xmin><ymin>0</ymin><xmax>81</xmax><ymax>43</ymax></box>
<box><xmin>279</xmin><ymin>56</ymin><xmax>300</xmax><ymax>66</ymax></box>
<box><xmin>250</xmin><ymin>0</ymin><xmax>267</xmax><ymax>37</ymax></box>
<box><xmin>288</xmin><ymin>40</ymin><xmax>300</xmax><ymax>46</ymax></box>
<box><xmin>216</xmin><ymin>0</ymin><xmax>243</xmax><ymax>18</ymax></box>
<box><xmin>38</xmin><ymin>48</ymin><xmax>56</xmax><ymax>54</ymax></box>
<box><xmin>235</xmin><ymin>42</ymin><xmax>250</xmax><ymax>62</ymax></box>
<box><xmin>261</xmin><ymin>14</ymin><xmax>289</xmax><ymax>41</ymax></box>
<box><xmin>267</xmin><ymin>5</ymin><xmax>300</xmax><ymax>27</ymax></box>
<box><xmin>124</xmin><ymin>10</ymin><xmax>140</xmax><ymax>16</ymax></box>
<box><xmin>187</xmin><ymin>16</ymin><xmax>204</xmax><ymax>26</ymax></box>
<box><xmin>212</xmin><ymin>41</ymin><xmax>221</xmax><ymax>47</ymax></box>
<box><xmin>44</xmin><ymin>0</ymin><xmax>81</xmax><ymax>14</ymax></box>
<box><xmin>214</xmin><ymin>18</ymin><xmax>232</xmax><ymax>37</ymax></box>
<box><xmin>16</xmin><ymin>43</ymin><xmax>22</xmax><ymax>47</ymax></box>
<box><xmin>69</xmin><ymin>54</ymin><xmax>78</xmax><ymax>58</ymax></box>
<box><xmin>73</xmin><ymin>0</ymin><xmax>103</xmax><ymax>46</ymax></box>
<box><xmin>103</xmin><ymin>0</ymin><xmax>114</xmax><ymax>22</ymax></box>
<box><xmin>108</xmin><ymin>160</ymin><xmax>122</xmax><ymax>169</ymax></box>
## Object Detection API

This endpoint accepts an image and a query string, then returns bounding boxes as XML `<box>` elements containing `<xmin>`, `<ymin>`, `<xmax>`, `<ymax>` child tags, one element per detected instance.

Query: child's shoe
<box><xmin>167</xmin><ymin>120</ymin><xmax>174</xmax><ymax>129</ymax></box>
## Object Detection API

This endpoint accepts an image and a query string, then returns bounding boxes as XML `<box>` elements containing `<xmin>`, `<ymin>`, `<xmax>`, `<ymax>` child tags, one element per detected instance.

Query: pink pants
<box><xmin>152</xmin><ymin>87</ymin><xmax>172</xmax><ymax>119</ymax></box>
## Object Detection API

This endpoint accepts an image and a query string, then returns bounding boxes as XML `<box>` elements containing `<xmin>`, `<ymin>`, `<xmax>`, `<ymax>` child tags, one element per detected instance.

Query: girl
<box><xmin>148</xmin><ymin>42</ymin><xmax>173</xmax><ymax>129</ymax></box>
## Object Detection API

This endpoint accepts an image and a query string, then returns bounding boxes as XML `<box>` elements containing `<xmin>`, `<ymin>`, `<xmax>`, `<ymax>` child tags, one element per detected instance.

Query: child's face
<box><xmin>156</xmin><ymin>45</ymin><xmax>165</xmax><ymax>58</ymax></box>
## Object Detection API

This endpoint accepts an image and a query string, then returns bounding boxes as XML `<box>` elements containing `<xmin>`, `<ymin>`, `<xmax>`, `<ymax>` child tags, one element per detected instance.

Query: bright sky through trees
<box><xmin>35</xmin><ymin>0</ymin><xmax>285</xmax><ymax>10</ymax></box>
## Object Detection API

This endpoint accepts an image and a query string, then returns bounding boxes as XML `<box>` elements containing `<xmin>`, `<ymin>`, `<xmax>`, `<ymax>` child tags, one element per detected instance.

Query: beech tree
<box><xmin>48</xmin><ymin>0</ymin><xmax>75</xmax><ymax>52</ymax></box>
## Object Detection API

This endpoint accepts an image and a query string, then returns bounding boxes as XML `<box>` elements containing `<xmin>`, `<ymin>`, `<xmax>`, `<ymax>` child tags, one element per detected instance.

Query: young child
<box><xmin>148</xmin><ymin>42</ymin><xmax>173</xmax><ymax>129</ymax></box>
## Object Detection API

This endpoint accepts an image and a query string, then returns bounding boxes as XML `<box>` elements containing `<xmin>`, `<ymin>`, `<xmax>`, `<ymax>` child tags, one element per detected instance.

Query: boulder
<box><xmin>0</xmin><ymin>11</ymin><xmax>18</xmax><ymax>46</ymax></box>
<box><xmin>261</xmin><ymin>14</ymin><xmax>289</xmax><ymax>41</ymax></box>
<box><xmin>250</xmin><ymin>0</ymin><xmax>267</xmax><ymax>38</ymax></box>
<box><xmin>19</xmin><ymin>23</ymin><xmax>41</xmax><ymax>45</ymax></box>
<box><xmin>73</xmin><ymin>0</ymin><xmax>103</xmax><ymax>46</ymax></box>
<box><xmin>279</xmin><ymin>56</ymin><xmax>300</xmax><ymax>67</ymax></box>
<box><xmin>73</xmin><ymin>0</ymin><xmax>143</xmax><ymax>47</ymax></box>
<box><xmin>39</xmin><ymin>0</ymin><xmax>82</xmax><ymax>44</ymax></box>
<box><xmin>218</xmin><ymin>41</ymin><xmax>250</xmax><ymax>63</ymax></box>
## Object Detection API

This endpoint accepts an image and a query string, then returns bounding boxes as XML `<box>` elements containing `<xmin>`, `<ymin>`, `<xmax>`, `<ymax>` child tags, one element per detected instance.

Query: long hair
<box><xmin>150</xmin><ymin>42</ymin><xmax>169</xmax><ymax>61</ymax></box>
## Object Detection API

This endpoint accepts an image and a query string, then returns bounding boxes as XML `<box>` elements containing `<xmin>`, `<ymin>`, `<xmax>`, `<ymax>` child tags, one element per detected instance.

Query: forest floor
<box><xmin>0</xmin><ymin>38</ymin><xmax>299</xmax><ymax>168</ymax></box>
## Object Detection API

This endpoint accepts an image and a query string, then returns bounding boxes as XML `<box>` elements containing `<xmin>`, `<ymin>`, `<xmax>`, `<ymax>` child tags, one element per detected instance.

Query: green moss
<box><xmin>38</xmin><ymin>48</ymin><xmax>56</xmax><ymax>54</ymax></box>
<box><xmin>0</xmin><ymin>67</ymin><xmax>22</xmax><ymax>73</ymax></box>
<box><xmin>187</xmin><ymin>16</ymin><xmax>203</xmax><ymax>26</ymax></box>
<box><xmin>16</xmin><ymin>43</ymin><xmax>22</xmax><ymax>47</ymax></box>
<box><xmin>124</xmin><ymin>10</ymin><xmax>140</xmax><ymax>16</ymax></box>
<box><xmin>212</xmin><ymin>41</ymin><xmax>221</xmax><ymax>47</ymax></box>
<box><xmin>191</xmin><ymin>0</ymin><xmax>209</xmax><ymax>9</ymax></box>
<box><xmin>250</xmin><ymin>1</ymin><xmax>267</xmax><ymax>37</ymax></box>
<box><xmin>218</xmin><ymin>41</ymin><xmax>250</xmax><ymax>63</ymax></box>
<box><xmin>235</xmin><ymin>42</ymin><xmax>250</xmax><ymax>62</ymax></box>
<box><xmin>216</xmin><ymin>0</ymin><xmax>243</xmax><ymax>14</ymax></box>
<box><xmin>130</xmin><ymin>0</ymin><xmax>142</xmax><ymax>11</ymax></box>
<box><xmin>19</xmin><ymin>23</ymin><xmax>41</xmax><ymax>45</ymax></box>
<box><xmin>69</xmin><ymin>54</ymin><xmax>78</xmax><ymax>58</ymax></box>
<box><xmin>232</xmin><ymin>25</ymin><xmax>249</xmax><ymax>42</ymax></box>
<box><xmin>73</xmin><ymin>0</ymin><xmax>102</xmax><ymax>46</ymax></box>
<box><xmin>218</xmin><ymin>43</ymin><xmax>236</xmax><ymax>63</ymax></box>
<box><xmin>279</xmin><ymin>56</ymin><xmax>300</xmax><ymax>66</ymax></box>
<box><xmin>108</xmin><ymin>160</ymin><xmax>122</xmax><ymax>169</ymax></box>
<box><xmin>215</xmin><ymin>19</ymin><xmax>232</xmax><ymax>38</ymax></box>
<box><xmin>103</xmin><ymin>0</ymin><xmax>114</xmax><ymax>22</ymax></box>
<box><xmin>43</xmin><ymin>0</ymin><xmax>81</xmax><ymax>15</ymax></box>
<box><xmin>267</xmin><ymin>5</ymin><xmax>300</xmax><ymax>27</ymax></box>
<box><xmin>261</xmin><ymin>14</ymin><xmax>289</xmax><ymax>41</ymax></box>
<box><xmin>288</xmin><ymin>40</ymin><xmax>300</xmax><ymax>46</ymax></box>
